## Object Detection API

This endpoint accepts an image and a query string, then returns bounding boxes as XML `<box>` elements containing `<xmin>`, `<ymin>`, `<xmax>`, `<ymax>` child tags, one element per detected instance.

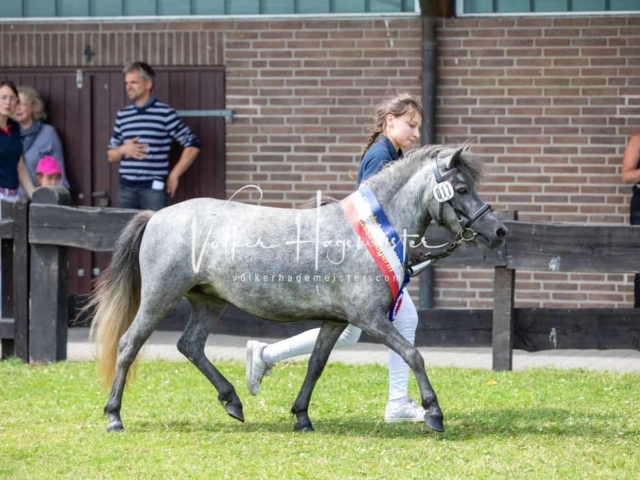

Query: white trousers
<box><xmin>261</xmin><ymin>290</ymin><xmax>419</xmax><ymax>404</ymax></box>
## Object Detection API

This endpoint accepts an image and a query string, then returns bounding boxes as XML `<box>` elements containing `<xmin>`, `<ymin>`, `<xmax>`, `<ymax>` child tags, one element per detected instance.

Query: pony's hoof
<box><xmin>293</xmin><ymin>423</ymin><xmax>314</xmax><ymax>433</ymax></box>
<box><xmin>225</xmin><ymin>402</ymin><xmax>245</xmax><ymax>423</ymax></box>
<box><xmin>425</xmin><ymin>414</ymin><xmax>445</xmax><ymax>433</ymax></box>
<box><xmin>106</xmin><ymin>421</ymin><xmax>124</xmax><ymax>432</ymax></box>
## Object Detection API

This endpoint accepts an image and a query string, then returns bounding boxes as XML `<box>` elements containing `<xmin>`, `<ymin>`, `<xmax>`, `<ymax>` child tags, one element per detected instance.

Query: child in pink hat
<box><xmin>36</xmin><ymin>155</ymin><xmax>63</xmax><ymax>187</ymax></box>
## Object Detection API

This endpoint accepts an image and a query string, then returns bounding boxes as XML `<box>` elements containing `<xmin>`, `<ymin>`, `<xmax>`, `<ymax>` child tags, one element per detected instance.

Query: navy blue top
<box><xmin>356</xmin><ymin>134</ymin><xmax>402</xmax><ymax>187</ymax></box>
<box><xmin>0</xmin><ymin>118</ymin><xmax>23</xmax><ymax>189</ymax></box>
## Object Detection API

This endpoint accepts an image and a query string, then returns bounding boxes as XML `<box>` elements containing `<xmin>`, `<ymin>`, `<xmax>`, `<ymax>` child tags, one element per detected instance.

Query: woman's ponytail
<box><xmin>360</xmin><ymin>130</ymin><xmax>382</xmax><ymax>163</ymax></box>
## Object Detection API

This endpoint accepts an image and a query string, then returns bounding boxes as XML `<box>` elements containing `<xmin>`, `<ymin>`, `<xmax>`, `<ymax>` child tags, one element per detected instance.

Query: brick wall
<box><xmin>435</xmin><ymin>15</ymin><xmax>640</xmax><ymax>309</ymax></box>
<box><xmin>0</xmin><ymin>18</ymin><xmax>421</xmax><ymax>206</ymax></box>
<box><xmin>220</xmin><ymin>18</ymin><xmax>421</xmax><ymax>205</ymax></box>
<box><xmin>0</xmin><ymin>14</ymin><xmax>639</xmax><ymax>308</ymax></box>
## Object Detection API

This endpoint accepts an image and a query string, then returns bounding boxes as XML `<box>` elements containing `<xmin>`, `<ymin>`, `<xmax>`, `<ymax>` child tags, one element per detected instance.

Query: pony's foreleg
<box><xmin>291</xmin><ymin>321</ymin><xmax>347</xmax><ymax>433</ymax></box>
<box><xmin>352</xmin><ymin>314</ymin><xmax>445</xmax><ymax>433</ymax></box>
<box><xmin>177</xmin><ymin>295</ymin><xmax>244</xmax><ymax>422</ymax></box>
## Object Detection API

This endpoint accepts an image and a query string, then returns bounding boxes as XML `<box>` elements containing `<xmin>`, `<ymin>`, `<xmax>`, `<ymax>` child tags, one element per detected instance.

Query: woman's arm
<box><xmin>621</xmin><ymin>134</ymin><xmax>640</xmax><ymax>185</ymax></box>
<box><xmin>17</xmin><ymin>156</ymin><xmax>35</xmax><ymax>198</ymax></box>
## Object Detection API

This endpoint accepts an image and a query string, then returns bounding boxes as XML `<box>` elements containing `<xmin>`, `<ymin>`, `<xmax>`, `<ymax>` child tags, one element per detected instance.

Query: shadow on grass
<box><xmin>127</xmin><ymin>407</ymin><xmax>639</xmax><ymax>440</ymax></box>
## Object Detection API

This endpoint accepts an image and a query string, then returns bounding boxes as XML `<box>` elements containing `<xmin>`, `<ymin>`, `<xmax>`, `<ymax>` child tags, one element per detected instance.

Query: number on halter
<box><xmin>434</xmin><ymin>181</ymin><xmax>454</xmax><ymax>203</ymax></box>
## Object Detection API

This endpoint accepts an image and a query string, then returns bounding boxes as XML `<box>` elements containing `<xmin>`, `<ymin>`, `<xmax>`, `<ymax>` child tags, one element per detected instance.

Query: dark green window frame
<box><xmin>0</xmin><ymin>0</ymin><xmax>417</xmax><ymax>18</ymax></box>
<box><xmin>461</xmin><ymin>0</ymin><xmax>640</xmax><ymax>14</ymax></box>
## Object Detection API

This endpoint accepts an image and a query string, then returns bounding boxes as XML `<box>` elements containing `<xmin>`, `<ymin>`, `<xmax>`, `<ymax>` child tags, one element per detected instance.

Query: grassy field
<box><xmin>1</xmin><ymin>358</ymin><xmax>639</xmax><ymax>479</ymax></box>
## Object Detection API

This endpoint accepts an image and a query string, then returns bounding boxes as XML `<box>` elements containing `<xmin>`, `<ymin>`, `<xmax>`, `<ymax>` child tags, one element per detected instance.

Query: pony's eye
<box><xmin>456</xmin><ymin>187</ymin><xmax>468</xmax><ymax>195</ymax></box>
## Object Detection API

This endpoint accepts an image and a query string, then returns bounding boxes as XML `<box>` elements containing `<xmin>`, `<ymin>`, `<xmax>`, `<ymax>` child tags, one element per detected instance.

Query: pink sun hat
<box><xmin>36</xmin><ymin>156</ymin><xmax>63</xmax><ymax>176</ymax></box>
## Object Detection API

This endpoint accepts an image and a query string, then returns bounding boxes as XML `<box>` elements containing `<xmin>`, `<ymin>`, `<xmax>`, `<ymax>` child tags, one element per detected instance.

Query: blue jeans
<box><xmin>117</xmin><ymin>185</ymin><xmax>167</xmax><ymax>211</ymax></box>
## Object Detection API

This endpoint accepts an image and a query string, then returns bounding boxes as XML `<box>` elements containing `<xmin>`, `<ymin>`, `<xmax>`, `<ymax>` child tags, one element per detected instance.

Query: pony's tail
<box><xmin>86</xmin><ymin>211</ymin><xmax>153</xmax><ymax>388</ymax></box>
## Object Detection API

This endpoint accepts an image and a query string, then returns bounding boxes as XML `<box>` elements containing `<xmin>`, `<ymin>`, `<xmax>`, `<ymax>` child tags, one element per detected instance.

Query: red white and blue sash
<box><xmin>341</xmin><ymin>185</ymin><xmax>410</xmax><ymax>321</ymax></box>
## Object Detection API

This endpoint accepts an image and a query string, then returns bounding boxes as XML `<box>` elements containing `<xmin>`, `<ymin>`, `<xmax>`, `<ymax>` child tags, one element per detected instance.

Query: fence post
<box><xmin>13</xmin><ymin>198</ymin><xmax>29</xmax><ymax>362</ymax></box>
<box><xmin>492</xmin><ymin>267</ymin><xmax>515</xmax><ymax>370</ymax></box>
<box><xmin>1</xmin><ymin>201</ymin><xmax>14</xmax><ymax>359</ymax></box>
<box><xmin>29</xmin><ymin>187</ymin><xmax>70</xmax><ymax>363</ymax></box>
<box><xmin>492</xmin><ymin>211</ymin><xmax>517</xmax><ymax>371</ymax></box>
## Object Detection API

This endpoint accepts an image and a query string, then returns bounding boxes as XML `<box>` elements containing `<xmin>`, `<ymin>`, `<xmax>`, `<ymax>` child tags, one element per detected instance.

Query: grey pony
<box><xmin>89</xmin><ymin>144</ymin><xmax>507</xmax><ymax>434</ymax></box>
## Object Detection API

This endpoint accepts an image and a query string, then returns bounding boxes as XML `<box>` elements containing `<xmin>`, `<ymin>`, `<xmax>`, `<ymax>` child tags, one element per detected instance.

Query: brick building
<box><xmin>1</xmin><ymin>0</ymin><xmax>639</xmax><ymax>307</ymax></box>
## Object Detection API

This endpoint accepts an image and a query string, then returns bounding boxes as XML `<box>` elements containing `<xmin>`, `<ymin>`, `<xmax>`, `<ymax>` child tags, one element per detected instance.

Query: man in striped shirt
<box><xmin>107</xmin><ymin>61</ymin><xmax>201</xmax><ymax>210</ymax></box>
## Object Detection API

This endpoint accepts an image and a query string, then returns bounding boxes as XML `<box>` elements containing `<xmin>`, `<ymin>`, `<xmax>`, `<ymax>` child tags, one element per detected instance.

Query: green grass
<box><xmin>1</xmin><ymin>358</ymin><xmax>639</xmax><ymax>479</ymax></box>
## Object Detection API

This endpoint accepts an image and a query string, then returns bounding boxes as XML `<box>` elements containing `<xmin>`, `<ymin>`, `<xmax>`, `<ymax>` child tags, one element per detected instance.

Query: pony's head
<box><xmin>422</xmin><ymin>145</ymin><xmax>508</xmax><ymax>250</ymax></box>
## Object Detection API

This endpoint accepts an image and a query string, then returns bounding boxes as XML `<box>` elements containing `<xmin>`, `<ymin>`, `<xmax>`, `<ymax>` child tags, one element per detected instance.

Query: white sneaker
<box><xmin>246</xmin><ymin>340</ymin><xmax>274</xmax><ymax>396</ymax></box>
<box><xmin>384</xmin><ymin>398</ymin><xmax>426</xmax><ymax>423</ymax></box>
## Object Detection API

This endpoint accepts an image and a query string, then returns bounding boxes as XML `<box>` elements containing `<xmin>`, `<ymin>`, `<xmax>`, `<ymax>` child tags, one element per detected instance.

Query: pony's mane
<box><xmin>368</xmin><ymin>144</ymin><xmax>485</xmax><ymax>188</ymax></box>
<box><xmin>297</xmin><ymin>144</ymin><xmax>485</xmax><ymax>208</ymax></box>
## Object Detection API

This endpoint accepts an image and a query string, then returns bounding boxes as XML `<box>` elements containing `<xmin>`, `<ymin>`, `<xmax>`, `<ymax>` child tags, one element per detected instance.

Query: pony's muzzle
<box><xmin>496</xmin><ymin>226</ymin><xmax>508</xmax><ymax>242</ymax></box>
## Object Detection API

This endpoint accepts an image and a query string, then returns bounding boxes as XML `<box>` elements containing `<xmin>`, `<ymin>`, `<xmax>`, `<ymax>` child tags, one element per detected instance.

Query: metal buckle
<box><xmin>459</xmin><ymin>228</ymin><xmax>477</xmax><ymax>242</ymax></box>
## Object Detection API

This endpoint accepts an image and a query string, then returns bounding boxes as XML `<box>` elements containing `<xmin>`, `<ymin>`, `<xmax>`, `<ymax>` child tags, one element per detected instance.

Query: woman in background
<box><xmin>14</xmin><ymin>86</ymin><xmax>69</xmax><ymax>196</ymax></box>
<box><xmin>0</xmin><ymin>80</ymin><xmax>34</xmax><ymax>201</ymax></box>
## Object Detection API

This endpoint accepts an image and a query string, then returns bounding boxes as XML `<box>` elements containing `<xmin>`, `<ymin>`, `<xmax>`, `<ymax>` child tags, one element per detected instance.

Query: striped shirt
<box><xmin>108</xmin><ymin>98</ymin><xmax>201</xmax><ymax>187</ymax></box>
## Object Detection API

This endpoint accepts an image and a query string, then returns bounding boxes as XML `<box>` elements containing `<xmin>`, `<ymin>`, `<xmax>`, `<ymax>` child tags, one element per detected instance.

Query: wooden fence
<box><xmin>0</xmin><ymin>199</ymin><xmax>29</xmax><ymax>362</ymax></box>
<box><xmin>2</xmin><ymin>186</ymin><xmax>640</xmax><ymax>369</ymax></box>
<box><xmin>416</xmin><ymin>216</ymin><xmax>640</xmax><ymax>370</ymax></box>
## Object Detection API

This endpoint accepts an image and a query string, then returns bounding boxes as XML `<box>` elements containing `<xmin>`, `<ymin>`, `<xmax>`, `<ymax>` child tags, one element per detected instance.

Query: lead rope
<box><xmin>407</xmin><ymin>228</ymin><xmax>477</xmax><ymax>277</ymax></box>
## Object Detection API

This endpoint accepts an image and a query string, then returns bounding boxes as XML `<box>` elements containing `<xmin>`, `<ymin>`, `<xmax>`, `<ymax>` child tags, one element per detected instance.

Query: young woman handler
<box><xmin>246</xmin><ymin>93</ymin><xmax>426</xmax><ymax>422</ymax></box>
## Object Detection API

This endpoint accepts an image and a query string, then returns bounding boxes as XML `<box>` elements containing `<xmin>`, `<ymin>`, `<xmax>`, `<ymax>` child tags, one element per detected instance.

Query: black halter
<box><xmin>430</xmin><ymin>155</ymin><xmax>492</xmax><ymax>233</ymax></box>
<box><xmin>407</xmin><ymin>156</ymin><xmax>493</xmax><ymax>277</ymax></box>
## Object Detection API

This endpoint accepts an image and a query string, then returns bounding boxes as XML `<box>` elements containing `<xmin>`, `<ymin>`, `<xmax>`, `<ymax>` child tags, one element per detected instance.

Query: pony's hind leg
<box><xmin>291</xmin><ymin>321</ymin><xmax>346</xmax><ymax>433</ymax></box>
<box><xmin>104</xmin><ymin>296</ymin><xmax>182</xmax><ymax>432</ymax></box>
<box><xmin>177</xmin><ymin>294</ymin><xmax>244</xmax><ymax>422</ymax></box>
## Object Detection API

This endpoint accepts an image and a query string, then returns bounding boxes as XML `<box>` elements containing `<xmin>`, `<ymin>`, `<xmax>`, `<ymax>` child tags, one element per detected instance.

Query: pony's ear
<box><xmin>444</xmin><ymin>145</ymin><xmax>470</xmax><ymax>170</ymax></box>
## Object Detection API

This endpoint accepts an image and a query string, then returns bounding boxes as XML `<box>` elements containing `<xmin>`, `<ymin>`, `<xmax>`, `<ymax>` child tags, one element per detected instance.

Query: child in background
<box><xmin>36</xmin><ymin>155</ymin><xmax>63</xmax><ymax>187</ymax></box>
